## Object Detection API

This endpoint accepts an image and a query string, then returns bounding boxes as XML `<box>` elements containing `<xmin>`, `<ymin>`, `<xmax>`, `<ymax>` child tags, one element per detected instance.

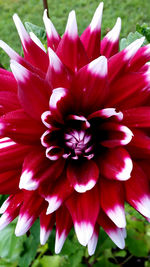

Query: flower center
<box><xmin>64</xmin><ymin>130</ymin><xmax>93</xmax><ymax>159</ymax></box>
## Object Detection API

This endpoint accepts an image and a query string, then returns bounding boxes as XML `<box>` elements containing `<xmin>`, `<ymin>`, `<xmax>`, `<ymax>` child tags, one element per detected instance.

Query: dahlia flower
<box><xmin>0</xmin><ymin>2</ymin><xmax>150</xmax><ymax>255</ymax></box>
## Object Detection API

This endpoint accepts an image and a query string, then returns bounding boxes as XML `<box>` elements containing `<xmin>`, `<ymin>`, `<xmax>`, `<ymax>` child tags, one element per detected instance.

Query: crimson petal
<box><xmin>66</xmin><ymin>186</ymin><xmax>100</xmax><ymax>246</ymax></box>
<box><xmin>67</xmin><ymin>160</ymin><xmax>99</xmax><ymax>193</ymax></box>
<box><xmin>80</xmin><ymin>2</ymin><xmax>103</xmax><ymax>60</ymax></box>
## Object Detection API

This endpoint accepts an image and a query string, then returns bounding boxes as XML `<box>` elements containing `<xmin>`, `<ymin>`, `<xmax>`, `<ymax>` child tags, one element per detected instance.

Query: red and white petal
<box><xmin>15</xmin><ymin>192</ymin><xmax>45</xmax><ymax>236</ymax></box>
<box><xmin>71</xmin><ymin>56</ymin><xmax>108</xmax><ymax>113</ymax></box>
<box><xmin>87</xmin><ymin>224</ymin><xmax>99</xmax><ymax>256</ymax></box>
<box><xmin>56</xmin><ymin>10</ymin><xmax>88</xmax><ymax>72</ymax></box>
<box><xmin>10</xmin><ymin>60</ymin><xmax>50</xmax><ymax>121</ymax></box>
<box><xmin>43</xmin><ymin>9</ymin><xmax>61</xmax><ymax>51</ymax></box>
<box><xmin>0</xmin><ymin>193</ymin><xmax>23</xmax><ymax>231</ymax></box>
<box><xmin>125</xmin><ymin>163</ymin><xmax>150</xmax><ymax>218</ymax></box>
<box><xmin>66</xmin><ymin>186</ymin><xmax>100</xmax><ymax>246</ymax></box>
<box><xmin>129</xmin><ymin>44</ymin><xmax>150</xmax><ymax>71</ymax></box>
<box><xmin>55</xmin><ymin>206</ymin><xmax>72</xmax><ymax>253</ymax></box>
<box><xmin>13</xmin><ymin>14</ymin><xmax>49</xmax><ymax>72</ymax></box>
<box><xmin>99</xmin><ymin>147</ymin><xmax>133</xmax><ymax>181</ymax></box>
<box><xmin>20</xmin><ymin>149</ymin><xmax>65</xmax><ymax>190</ymax></box>
<box><xmin>0</xmin><ymin>137</ymin><xmax>30</xmax><ymax>173</ymax></box>
<box><xmin>101</xmin><ymin>123</ymin><xmax>133</xmax><ymax>148</ymax></box>
<box><xmin>80</xmin><ymin>2</ymin><xmax>103</xmax><ymax>60</ymax></box>
<box><xmin>123</xmin><ymin>107</ymin><xmax>150</xmax><ymax>128</ymax></box>
<box><xmin>49</xmin><ymin>87</ymin><xmax>73</xmax><ymax>122</ymax></box>
<box><xmin>0</xmin><ymin>40</ymin><xmax>45</xmax><ymax>78</ymax></box>
<box><xmin>43</xmin><ymin>175</ymin><xmax>73</xmax><ymax>214</ymax></box>
<box><xmin>46</xmin><ymin>146</ymin><xmax>64</xmax><ymax>161</ymax></box>
<box><xmin>98</xmin><ymin>211</ymin><xmax>125</xmax><ymax>249</ymax></box>
<box><xmin>46</xmin><ymin>48</ymin><xmax>71</xmax><ymax>89</ymax></box>
<box><xmin>40</xmin><ymin>208</ymin><xmax>55</xmax><ymax>245</ymax></box>
<box><xmin>88</xmin><ymin>108</ymin><xmax>123</xmax><ymax>121</ymax></box>
<box><xmin>67</xmin><ymin>160</ymin><xmax>99</xmax><ymax>193</ymax></box>
<box><xmin>101</xmin><ymin>18</ymin><xmax>121</xmax><ymax>58</ymax></box>
<box><xmin>108</xmin><ymin>37</ymin><xmax>145</xmax><ymax>83</ymax></box>
<box><xmin>0</xmin><ymin>109</ymin><xmax>44</xmax><ymax>145</ymax></box>
<box><xmin>29</xmin><ymin>32</ymin><xmax>46</xmax><ymax>52</ymax></box>
<box><xmin>100</xmin><ymin>179</ymin><xmax>126</xmax><ymax>227</ymax></box>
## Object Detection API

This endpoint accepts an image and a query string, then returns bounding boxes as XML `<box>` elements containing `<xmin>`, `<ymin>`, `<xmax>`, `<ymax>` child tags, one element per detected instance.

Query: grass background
<box><xmin>0</xmin><ymin>0</ymin><xmax>150</xmax><ymax>67</ymax></box>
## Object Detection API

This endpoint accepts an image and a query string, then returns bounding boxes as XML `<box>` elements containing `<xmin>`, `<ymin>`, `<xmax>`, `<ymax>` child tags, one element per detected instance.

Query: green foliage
<box><xmin>25</xmin><ymin>22</ymin><xmax>46</xmax><ymax>43</ymax></box>
<box><xmin>136</xmin><ymin>23</ymin><xmax>150</xmax><ymax>42</ymax></box>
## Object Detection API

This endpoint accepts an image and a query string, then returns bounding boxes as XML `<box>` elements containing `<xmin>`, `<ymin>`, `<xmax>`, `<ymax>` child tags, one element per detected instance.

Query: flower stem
<box><xmin>42</xmin><ymin>0</ymin><xmax>49</xmax><ymax>17</ymax></box>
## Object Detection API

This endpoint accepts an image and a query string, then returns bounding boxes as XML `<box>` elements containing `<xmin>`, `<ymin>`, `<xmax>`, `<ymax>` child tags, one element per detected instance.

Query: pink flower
<box><xmin>0</xmin><ymin>2</ymin><xmax>150</xmax><ymax>255</ymax></box>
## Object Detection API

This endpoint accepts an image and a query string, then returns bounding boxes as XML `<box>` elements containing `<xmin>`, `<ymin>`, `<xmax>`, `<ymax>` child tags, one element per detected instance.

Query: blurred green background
<box><xmin>0</xmin><ymin>0</ymin><xmax>150</xmax><ymax>266</ymax></box>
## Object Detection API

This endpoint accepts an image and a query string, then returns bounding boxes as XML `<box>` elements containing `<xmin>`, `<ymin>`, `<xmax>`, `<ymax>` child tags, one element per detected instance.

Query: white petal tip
<box><xmin>19</xmin><ymin>170</ymin><xmax>38</xmax><ymax>191</ymax></box>
<box><xmin>75</xmin><ymin>222</ymin><xmax>93</xmax><ymax>246</ymax></box>
<box><xmin>116</xmin><ymin>157</ymin><xmax>133</xmax><ymax>181</ymax></box>
<box><xmin>88</xmin><ymin>56</ymin><xmax>107</xmax><ymax>76</ymax></box>
<box><xmin>40</xmin><ymin>227</ymin><xmax>51</xmax><ymax>245</ymax></box>
<box><xmin>29</xmin><ymin>32</ymin><xmax>46</xmax><ymax>52</ymax></box>
<box><xmin>0</xmin><ymin>213</ymin><xmax>10</xmax><ymax>231</ymax></box>
<box><xmin>107</xmin><ymin>206</ymin><xmax>126</xmax><ymax>228</ymax></box>
<box><xmin>65</xmin><ymin>10</ymin><xmax>78</xmax><ymax>38</ymax></box>
<box><xmin>88</xmin><ymin>232</ymin><xmax>98</xmax><ymax>256</ymax></box>
<box><xmin>106</xmin><ymin>17</ymin><xmax>121</xmax><ymax>42</ymax></box>
<box><xmin>136</xmin><ymin>196</ymin><xmax>150</xmax><ymax>218</ymax></box>
<box><xmin>15</xmin><ymin>215</ymin><xmax>33</xmax><ymax>236</ymax></box>
<box><xmin>108</xmin><ymin>229</ymin><xmax>125</xmax><ymax>249</ymax></box>
<box><xmin>74</xmin><ymin>180</ymin><xmax>96</xmax><ymax>193</ymax></box>
<box><xmin>125</xmin><ymin>37</ymin><xmax>145</xmax><ymax>60</ymax></box>
<box><xmin>55</xmin><ymin>231</ymin><xmax>66</xmax><ymax>254</ymax></box>
<box><xmin>90</xmin><ymin>2</ymin><xmax>103</xmax><ymax>31</ymax></box>
<box><xmin>46</xmin><ymin>197</ymin><xmax>61</xmax><ymax>214</ymax></box>
<box><xmin>10</xmin><ymin>60</ymin><xmax>28</xmax><ymax>82</ymax></box>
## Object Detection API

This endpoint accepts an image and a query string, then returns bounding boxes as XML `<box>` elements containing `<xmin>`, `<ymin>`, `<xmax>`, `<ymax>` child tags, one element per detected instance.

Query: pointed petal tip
<box><xmin>65</xmin><ymin>10</ymin><xmax>78</xmax><ymax>38</ymax></box>
<box><xmin>15</xmin><ymin>215</ymin><xmax>33</xmax><ymax>236</ymax></box>
<box><xmin>88</xmin><ymin>232</ymin><xmax>98</xmax><ymax>256</ymax></box>
<box><xmin>46</xmin><ymin>196</ymin><xmax>62</xmax><ymax>214</ymax></box>
<box><xmin>125</xmin><ymin>37</ymin><xmax>145</xmax><ymax>60</ymax></box>
<box><xmin>10</xmin><ymin>60</ymin><xmax>28</xmax><ymax>82</ymax></box>
<box><xmin>106</xmin><ymin>17</ymin><xmax>121</xmax><ymax>42</ymax></box>
<box><xmin>55</xmin><ymin>231</ymin><xmax>66</xmax><ymax>254</ymax></box>
<box><xmin>88</xmin><ymin>55</ymin><xmax>107</xmax><ymax>76</ymax></box>
<box><xmin>75</xmin><ymin>222</ymin><xmax>94</xmax><ymax>246</ymax></box>
<box><xmin>0</xmin><ymin>213</ymin><xmax>10</xmax><ymax>231</ymax></box>
<box><xmin>90</xmin><ymin>2</ymin><xmax>103</xmax><ymax>31</ymax></box>
<box><xmin>40</xmin><ymin>227</ymin><xmax>51</xmax><ymax>245</ymax></box>
<box><xmin>29</xmin><ymin>32</ymin><xmax>46</xmax><ymax>52</ymax></box>
<box><xmin>107</xmin><ymin>206</ymin><xmax>126</xmax><ymax>228</ymax></box>
<box><xmin>0</xmin><ymin>199</ymin><xmax>10</xmax><ymax>214</ymax></box>
<box><xmin>48</xmin><ymin>47</ymin><xmax>62</xmax><ymax>71</ymax></box>
<box><xmin>136</xmin><ymin>195</ymin><xmax>150</xmax><ymax>218</ymax></box>
<box><xmin>19</xmin><ymin>170</ymin><xmax>38</xmax><ymax>191</ymax></box>
<box><xmin>109</xmin><ymin>229</ymin><xmax>125</xmax><ymax>249</ymax></box>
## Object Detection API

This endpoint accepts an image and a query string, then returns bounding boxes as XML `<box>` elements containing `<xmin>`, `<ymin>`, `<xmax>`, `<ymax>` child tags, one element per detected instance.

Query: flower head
<box><xmin>0</xmin><ymin>2</ymin><xmax>150</xmax><ymax>255</ymax></box>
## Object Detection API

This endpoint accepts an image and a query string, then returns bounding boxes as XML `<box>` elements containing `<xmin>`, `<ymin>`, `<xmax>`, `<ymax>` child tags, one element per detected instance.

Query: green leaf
<box><xmin>35</xmin><ymin>255</ymin><xmax>61</xmax><ymax>267</ymax></box>
<box><xmin>126</xmin><ymin>228</ymin><xmax>149</xmax><ymax>257</ymax></box>
<box><xmin>119</xmin><ymin>31</ymin><xmax>144</xmax><ymax>50</ymax></box>
<box><xmin>25</xmin><ymin>22</ymin><xmax>46</xmax><ymax>43</ymax></box>
<box><xmin>0</xmin><ymin>221</ymin><xmax>25</xmax><ymax>262</ymax></box>
<box><xmin>18</xmin><ymin>220</ymin><xmax>40</xmax><ymax>267</ymax></box>
<box><xmin>94</xmin><ymin>257</ymin><xmax>118</xmax><ymax>267</ymax></box>
<box><xmin>136</xmin><ymin>23</ymin><xmax>150</xmax><ymax>42</ymax></box>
